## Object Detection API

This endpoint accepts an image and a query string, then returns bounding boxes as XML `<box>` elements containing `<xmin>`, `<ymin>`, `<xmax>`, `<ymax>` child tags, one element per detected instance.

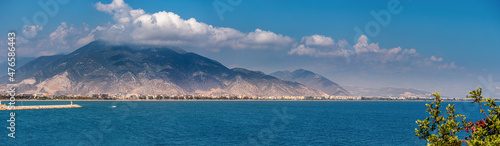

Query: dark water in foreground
<box><xmin>0</xmin><ymin>101</ymin><xmax>486</xmax><ymax>145</ymax></box>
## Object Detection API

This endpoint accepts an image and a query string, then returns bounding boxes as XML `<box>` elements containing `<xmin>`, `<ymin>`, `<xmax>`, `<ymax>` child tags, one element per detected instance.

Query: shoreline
<box><xmin>1</xmin><ymin>99</ymin><xmax>468</xmax><ymax>102</ymax></box>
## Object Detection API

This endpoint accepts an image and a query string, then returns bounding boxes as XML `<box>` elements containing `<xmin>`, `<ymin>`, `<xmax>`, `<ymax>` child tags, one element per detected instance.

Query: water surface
<box><xmin>0</xmin><ymin>101</ymin><xmax>485</xmax><ymax>145</ymax></box>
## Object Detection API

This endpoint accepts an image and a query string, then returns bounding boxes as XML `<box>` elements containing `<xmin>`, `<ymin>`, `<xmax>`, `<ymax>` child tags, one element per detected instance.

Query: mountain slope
<box><xmin>6</xmin><ymin>41</ymin><xmax>326</xmax><ymax>97</ymax></box>
<box><xmin>270</xmin><ymin>69</ymin><xmax>349</xmax><ymax>96</ymax></box>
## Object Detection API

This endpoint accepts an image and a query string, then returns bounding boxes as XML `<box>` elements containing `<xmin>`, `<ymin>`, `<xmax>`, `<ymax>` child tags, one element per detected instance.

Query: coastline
<box><xmin>2</xmin><ymin>99</ymin><xmax>466</xmax><ymax>102</ymax></box>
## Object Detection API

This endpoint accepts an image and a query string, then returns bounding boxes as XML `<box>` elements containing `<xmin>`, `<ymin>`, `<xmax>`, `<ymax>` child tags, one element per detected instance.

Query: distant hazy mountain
<box><xmin>2</xmin><ymin>41</ymin><xmax>326</xmax><ymax>97</ymax></box>
<box><xmin>270</xmin><ymin>69</ymin><xmax>349</xmax><ymax>96</ymax></box>
<box><xmin>344</xmin><ymin>86</ymin><xmax>431</xmax><ymax>97</ymax></box>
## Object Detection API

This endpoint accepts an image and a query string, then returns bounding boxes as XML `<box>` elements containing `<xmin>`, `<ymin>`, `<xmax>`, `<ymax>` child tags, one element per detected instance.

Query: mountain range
<box><xmin>3</xmin><ymin>41</ymin><xmax>328</xmax><ymax>97</ymax></box>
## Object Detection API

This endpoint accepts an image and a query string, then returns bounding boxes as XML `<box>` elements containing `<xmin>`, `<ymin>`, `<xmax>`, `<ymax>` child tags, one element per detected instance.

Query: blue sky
<box><xmin>1</xmin><ymin>0</ymin><xmax>499</xmax><ymax>97</ymax></box>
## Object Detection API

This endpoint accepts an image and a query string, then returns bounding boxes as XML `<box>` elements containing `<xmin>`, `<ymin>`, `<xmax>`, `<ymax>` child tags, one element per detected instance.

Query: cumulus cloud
<box><xmin>12</xmin><ymin>0</ymin><xmax>460</xmax><ymax>73</ymax></box>
<box><xmin>353</xmin><ymin>35</ymin><xmax>381</xmax><ymax>53</ymax></box>
<box><xmin>91</xmin><ymin>0</ymin><xmax>293</xmax><ymax>50</ymax></box>
<box><xmin>22</xmin><ymin>25</ymin><xmax>43</xmax><ymax>38</ymax></box>
<box><xmin>289</xmin><ymin>34</ymin><xmax>458</xmax><ymax>71</ymax></box>
<box><xmin>49</xmin><ymin>22</ymin><xmax>71</xmax><ymax>44</ymax></box>
<box><xmin>302</xmin><ymin>34</ymin><xmax>334</xmax><ymax>47</ymax></box>
<box><xmin>12</xmin><ymin>0</ymin><xmax>293</xmax><ymax>57</ymax></box>
<box><xmin>430</xmin><ymin>56</ymin><xmax>443</xmax><ymax>62</ymax></box>
<box><xmin>437</xmin><ymin>62</ymin><xmax>457</xmax><ymax>69</ymax></box>
<box><xmin>48</xmin><ymin>22</ymin><xmax>96</xmax><ymax>49</ymax></box>
<box><xmin>351</xmin><ymin>35</ymin><xmax>420</xmax><ymax>64</ymax></box>
<box><xmin>288</xmin><ymin>34</ymin><xmax>352</xmax><ymax>57</ymax></box>
<box><xmin>14</xmin><ymin>22</ymin><xmax>93</xmax><ymax>57</ymax></box>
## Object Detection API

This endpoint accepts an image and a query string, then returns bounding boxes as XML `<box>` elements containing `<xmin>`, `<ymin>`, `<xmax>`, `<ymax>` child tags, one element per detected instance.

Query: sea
<box><xmin>0</xmin><ymin>101</ymin><xmax>486</xmax><ymax>145</ymax></box>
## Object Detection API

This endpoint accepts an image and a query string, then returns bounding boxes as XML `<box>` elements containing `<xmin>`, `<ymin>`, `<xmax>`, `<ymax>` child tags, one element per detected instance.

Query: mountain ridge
<box><xmin>3</xmin><ymin>41</ymin><xmax>327</xmax><ymax>97</ymax></box>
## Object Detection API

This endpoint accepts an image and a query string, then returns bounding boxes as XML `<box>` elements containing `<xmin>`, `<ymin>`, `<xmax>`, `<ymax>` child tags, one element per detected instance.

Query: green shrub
<box><xmin>416</xmin><ymin>88</ymin><xmax>500</xmax><ymax>145</ymax></box>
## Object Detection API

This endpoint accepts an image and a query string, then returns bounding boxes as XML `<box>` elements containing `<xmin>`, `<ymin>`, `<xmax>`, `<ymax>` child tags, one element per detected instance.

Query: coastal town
<box><xmin>0</xmin><ymin>92</ymin><xmax>469</xmax><ymax>101</ymax></box>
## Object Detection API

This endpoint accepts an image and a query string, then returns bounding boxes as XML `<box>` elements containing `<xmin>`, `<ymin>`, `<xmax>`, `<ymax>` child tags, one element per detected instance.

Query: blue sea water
<box><xmin>0</xmin><ymin>101</ymin><xmax>486</xmax><ymax>145</ymax></box>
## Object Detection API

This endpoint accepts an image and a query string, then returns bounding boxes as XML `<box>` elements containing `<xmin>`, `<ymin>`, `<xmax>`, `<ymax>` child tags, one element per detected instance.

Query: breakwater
<box><xmin>0</xmin><ymin>104</ymin><xmax>82</xmax><ymax>110</ymax></box>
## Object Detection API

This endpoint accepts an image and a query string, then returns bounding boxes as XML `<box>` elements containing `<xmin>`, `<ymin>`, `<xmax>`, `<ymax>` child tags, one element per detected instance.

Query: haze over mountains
<box><xmin>344</xmin><ymin>86</ymin><xmax>431</xmax><ymax>97</ymax></box>
<box><xmin>4</xmin><ymin>41</ymin><xmax>328</xmax><ymax>97</ymax></box>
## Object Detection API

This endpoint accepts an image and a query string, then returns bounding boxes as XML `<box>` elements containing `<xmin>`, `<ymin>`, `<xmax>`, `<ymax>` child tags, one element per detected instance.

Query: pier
<box><xmin>0</xmin><ymin>104</ymin><xmax>82</xmax><ymax>110</ymax></box>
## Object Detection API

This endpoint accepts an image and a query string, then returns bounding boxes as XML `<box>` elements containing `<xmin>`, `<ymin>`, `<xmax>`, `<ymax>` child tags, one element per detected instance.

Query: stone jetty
<box><xmin>0</xmin><ymin>104</ymin><xmax>82</xmax><ymax>110</ymax></box>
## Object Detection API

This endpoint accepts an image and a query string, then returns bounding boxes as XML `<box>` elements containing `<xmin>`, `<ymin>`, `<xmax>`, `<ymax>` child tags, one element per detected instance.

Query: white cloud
<box><xmin>288</xmin><ymin>45</ymin><xmax>318</xmax><ymax>56</ymax></box>
<box><xmin>288</xmin><ymin>35</ymin><xmax>351</xmax><ymax>57</ymax></box>
<box><xmin>95</xmin><ymin>0</ymin><xmax>133</xmax><ymax>24</ymax></box>
<box><xmin>239</xmin><ymin>29</ymin><xmax>293</xmax><ymax>50</ymax></box>
<box><xmin>430</xmin><ymin>56</ymin><xmax>443</xmax><ymax>62</ymax></box>
<box><xmin>289</xmin><ymin>34</ymin><xmax>458</xmax><ymax>71</ymax></box>
<box><xmin>10</xmin><ymin>0</ymin><xmax>294</xmax><ymax>57</ymax></box>
<box><xmin>437</xmin><ymin>62</ymin><xmax>457</xmax><ymax>69</ymax></box>
<box><xmin>353</xmin><ymin>35</ymin><xmax>381</xmax><ymax>53</ymax></box>
<box><xmin>49</xmin><ymin>22</ymin><xmax>71</xmax><ymax>44</ymax></box>
<box><xmin>14</xmin><ymin>22</ymin><xmax>93</xmax><ymax>57</ymax></box>
<box><xmin>91</xmin><ymin>0</ymin><xmax>293</xmax><ymax>51</ymax></box>
<box><xmin>48</xmin><ymin>22</ymin><xmax>94</xmax><ymax>48</ymax></box>
<box><xmin>302</xmin><ymin>34</ymin><xmax>334</xmax><ymax>47</ymax></box>
<box><xmin>12</xmin><ymin>0</ymin><xmax>461</xmax><ymax>73</ymax></box>
<box><xmin>22</xmin><ymin>25</ymin><xmax>43</xmax><ymax>38</ymax></box>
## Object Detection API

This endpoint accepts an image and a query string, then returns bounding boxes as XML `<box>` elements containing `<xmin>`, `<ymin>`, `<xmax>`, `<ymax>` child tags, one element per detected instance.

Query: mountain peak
<box><xmin>8</xmin><ymin>42</ymin><xmax>326</xmax><ymax>97</ymax></box>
